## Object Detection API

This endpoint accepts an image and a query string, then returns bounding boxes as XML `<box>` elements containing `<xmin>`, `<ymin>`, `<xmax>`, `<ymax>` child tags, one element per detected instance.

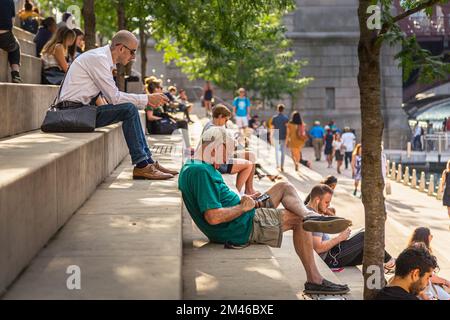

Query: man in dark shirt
<box><xmin>0</xmin><ymin>0</ymin><xmax>22</xmax><ymax>82</ymax></box>
<box><xmin>375</xmin><ymin>243</ymin><xmax>438</xmax><ymax>300</ymax></box>
<box><xmin>271</xmin><ymin>104</ymin><xmax>289</xmax><ymax>172</ymax></box>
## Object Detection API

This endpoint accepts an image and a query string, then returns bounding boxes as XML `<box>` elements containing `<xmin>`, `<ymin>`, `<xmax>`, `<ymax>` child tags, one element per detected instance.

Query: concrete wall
<box><xmin>0</xmin><ymin>84</ymin><xmax>59</xmax><ymax>139</ymax></box>
<box><xmin>0</xmin><ymin>51</ymin><xmax>42</xmax><ymax>84</ymax></box>
<box><xmin>0</xmin><ymin>124</ymin><xmax>130</xmax><ymax>295</ymax></box>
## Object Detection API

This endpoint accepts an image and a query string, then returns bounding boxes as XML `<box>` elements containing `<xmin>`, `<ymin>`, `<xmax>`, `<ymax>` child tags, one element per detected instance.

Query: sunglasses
<box><xmin>119</xmin><ymin>43</ymin><xmax>136</xmax><ymax>56</ymax></box>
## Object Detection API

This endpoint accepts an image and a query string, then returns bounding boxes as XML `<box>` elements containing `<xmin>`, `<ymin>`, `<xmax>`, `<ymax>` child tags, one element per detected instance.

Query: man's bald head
<box><xmin>111</xmin><ymin>30</ymin><xmax>138</xmax><ymax>48</ymax></box>
<box><xmin>110</xmin><ymin>30</ymin><xmax>138</xmax><ymax>65</ymax></box>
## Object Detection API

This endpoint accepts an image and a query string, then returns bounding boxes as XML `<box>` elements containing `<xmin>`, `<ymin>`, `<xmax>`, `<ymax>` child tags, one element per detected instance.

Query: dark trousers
<box><xmin>344</xmin><ymin>151</ymin><xmax>352</xmax><ymax>169</ymax></box>
<box><xmin>0</xmin><ymin>31</ymin><xmax>21</xmax><ymax>66</ymax></box>
<box><xmin>96</xmin><ymin>103</ymin><xmax>153</xmax><ymax>165</ymax></box>
<box><xmin>323</xmin><ymin>232</ymin><xmax>392</xmax><ymax>268</ymax></box>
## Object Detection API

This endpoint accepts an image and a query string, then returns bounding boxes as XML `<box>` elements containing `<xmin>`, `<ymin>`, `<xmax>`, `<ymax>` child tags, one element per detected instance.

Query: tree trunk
<box><xmin>82</xmin><ymin>0</ymin><xmax>96</xmax><ymax>51</ymax></box>
<box><xmin>139</xmin><ymin>22</ymin><xmax>148</xmax><ymax>83</ymax></box>
<box><xmin>116</xmin><ymin>0</ymin><xmax>127</xmax><ymax>91</ymax></box>
<box><xmin>358</xmin><ymin>0</ymin><xmax>387</xmax><ymax>300</ymax></box>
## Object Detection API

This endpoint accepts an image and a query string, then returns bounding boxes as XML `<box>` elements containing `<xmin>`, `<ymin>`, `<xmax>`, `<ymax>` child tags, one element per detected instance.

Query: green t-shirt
<box><xmin>178</xmin><ymin>160</ymin><xmax>255</xmax><ymax>245</ymax></box>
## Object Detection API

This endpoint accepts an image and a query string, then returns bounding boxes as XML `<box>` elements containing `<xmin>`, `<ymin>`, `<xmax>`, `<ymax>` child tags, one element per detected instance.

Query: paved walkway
<box><xmin>279</xmin><ymin>144</ymin><xmax>450</xmax><ymax>297</ymax></box>
<box><xmin>3</xmin><ymin>135</ymin><xmax>183</xmax><ymax>299</ymax></box>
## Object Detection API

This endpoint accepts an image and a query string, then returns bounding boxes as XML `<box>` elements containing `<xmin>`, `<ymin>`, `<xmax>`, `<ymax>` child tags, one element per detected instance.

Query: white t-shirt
<box><xmin>341</xmin><ymin>132</ymin><xmax>356</xmax><ymax>152</ymax></box>
<box><xmin>333</xmin><ymin>140</ymin><xmax>343</xmax><ymax>151</ymax></box>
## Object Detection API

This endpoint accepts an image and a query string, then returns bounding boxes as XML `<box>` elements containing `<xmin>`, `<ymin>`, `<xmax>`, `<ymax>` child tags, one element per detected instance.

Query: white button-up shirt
<box><xmin>58</xmin><ymin>45</ymin><xmax>147</xmax><ymax>108</ymax></box>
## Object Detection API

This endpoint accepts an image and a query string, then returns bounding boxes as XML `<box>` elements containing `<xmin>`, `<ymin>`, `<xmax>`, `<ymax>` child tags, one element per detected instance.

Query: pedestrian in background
<box><xmin>309</xmin><ymin>121</ymin><xmax>325</xmax><ymax>161</ymax></box>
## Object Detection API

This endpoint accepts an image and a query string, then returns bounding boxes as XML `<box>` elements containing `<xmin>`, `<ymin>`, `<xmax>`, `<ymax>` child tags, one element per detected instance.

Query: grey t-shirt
<box><xmin>271</xmin><ymin>113</ymin><xmax>289</xmax><ymax>140</ymax></box>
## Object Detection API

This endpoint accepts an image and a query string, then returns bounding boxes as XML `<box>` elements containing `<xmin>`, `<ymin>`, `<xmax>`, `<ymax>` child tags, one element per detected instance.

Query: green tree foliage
<box><xmin>155</xmin><ymin>11</ymin><xmax>311</xmax><ymax>103</ymax></box>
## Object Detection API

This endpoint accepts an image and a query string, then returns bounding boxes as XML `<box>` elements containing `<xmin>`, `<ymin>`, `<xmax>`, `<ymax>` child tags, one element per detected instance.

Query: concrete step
<box><xmin>0</xmin><ymin>125</ymin><xmax>131</xmax><ymax>295</ymax></box>
<box><xmin>0</xmin><ymin>51</ymin><xmax>42</xmax><ymax>84</ymax></box>
<box><xmin>2</xmin><ymin>135</ymin><xmax>184</xmax><ymax>299</ymax></box>
<box><xmin>17</xmin><ymin>37</ymin><xmax>36</xmax><ymax>57</ymax></box>
<box><xmin>12</xmin><ymin>26</ymin><xmax>35</xmax><ymax>43</ymax></box>
<box><xmin>0</xmin><ymin>83</ymin><xmax>59</xmax><ymax>139</ymax></box>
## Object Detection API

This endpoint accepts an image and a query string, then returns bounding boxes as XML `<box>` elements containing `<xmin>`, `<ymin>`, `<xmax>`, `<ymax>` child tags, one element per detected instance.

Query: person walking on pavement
<box><xmin>351</xmin><ymin>144</ymin><xmax>362</xmax><ymax>196</ymax></box>
<box><xmin>309</xmin><ymin>121</ymin><xmax>325</xmax><ymax>161</ymax></box>
<box><xmin>203</xmin><ymin>81</ymin><xmax>213</xmax><ymax>117</ymax></box>
<box><xmin>271</xmin><ymin>104</ymin><xmax>289</xmax><ymax>172</ymax></box>
<box><xmin>286</xmin><ymin>111</ymin><xmax>308</xmax><ymax>172</ymax></box>
<box><xmin>413</xmin><ymin>122</ymin><xmax>422</xmax><ymax>151</ymax></box>
<box><xmin>333</xmin><ymin>132</ymin><xmax>344</xmax><ymax>174</ymax></box>
<box><xmin>232</xmin><ymin>87</ymin><xmax>251</xmax><ymax>130</ymax></box>
<box><xmin>439</xmin><ymin>160</ymin><xmax>450</xmax><ymax>229</ymax></box>
<box><xmin>324</xmin><ymin>126</ymin><xmax>334</xmax><ymax>168</ymax></box>
<box><xmin>341</xmin><ymin>127</ymin><xmax>356</xmax><ymax>170</ymax></box>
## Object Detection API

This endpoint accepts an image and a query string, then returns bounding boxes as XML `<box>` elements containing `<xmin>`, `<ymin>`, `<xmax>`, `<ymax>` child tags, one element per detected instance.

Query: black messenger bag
<box><xmin>41</xmin><ymin>71</ymin><xmax>97</xmax><ymax>133</ymax></box>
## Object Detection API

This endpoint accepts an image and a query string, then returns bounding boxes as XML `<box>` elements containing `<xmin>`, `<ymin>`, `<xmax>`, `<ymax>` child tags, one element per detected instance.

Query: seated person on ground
<box><xmin>18</xmin><ymin>0</ymin><xmax>39</xmax><ymax>34</ymax></box>
<box><xmin>307</xmin><ymin>184</ymin><xmax>394</xmax><ymax>270</ymax></box>
<box><xmin>177</xmin><ymin>89</ymin><xmax>194</xmax><ymax>123</ymax></box>
<box><xmin>201</xmin><ymin>104</ymin><xmax>257</xmax><ymax>195</ymax></box>
<box><xmin>54</xmin><ymin>30</ymin><xmax>175</xmax><ymax>180</ymax></box>
<box><xmin>178</xmin><ymin>126</ymin><xmax>353</xmax><ymax>295</ymax></box>
<box><xmin>407</xmin><ymin>227</ymin><xmax>450</xmax><ymax>300</ymax></box>
<box><xmin>41</xmin><ymin>26</ymin><xmax>76</xmax><ymax>85</ymax></box>
<box><xmin>33</xmin><ymin>16</ymin><xmax>57</xmax><ymax>57</ymax></box>
<box><xmin>375</xmin><ymin>243</ymin><xmax>438</xmax><ymax>300</ymax></box>
<box><xmin>304</xmin><ymin>175</ymin><xmax>338</xmax><ymax>216</ymax></box>
<box><xmin>145</xmin><ymin>77</ymin><xmax>190</xmax><ymax>148</ymax></box>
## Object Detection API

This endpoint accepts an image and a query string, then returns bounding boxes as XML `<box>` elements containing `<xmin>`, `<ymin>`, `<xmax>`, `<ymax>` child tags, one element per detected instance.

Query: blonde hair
<box><xmin>353</xmin><ymin>143</ymin><xmax>362</xmax><ymax>157</ymax></box>
<box><xmin>41</xmin><ymin>26</ymin><xmax>75</xmax><ymax>55</ymax></box>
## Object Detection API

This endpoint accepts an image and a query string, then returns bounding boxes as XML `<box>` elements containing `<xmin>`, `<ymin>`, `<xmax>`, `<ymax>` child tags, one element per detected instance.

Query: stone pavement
<box><xmin>285</xmin><ymin>146</ymin><xmax>450</xmax><ymax>298</ymax></box>
<box><xmin>3</xmin><ymin>135</ymin><xmax>183</xmax><ymax>299</ymax></box>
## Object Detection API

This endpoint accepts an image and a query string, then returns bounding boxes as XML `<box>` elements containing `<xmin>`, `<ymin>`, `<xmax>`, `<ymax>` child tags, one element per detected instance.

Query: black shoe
<box><xmin>11</xmin><ymin>71</ymin><xmax>22</xmax><ymax>83</ymax></box>
<box><xmin>304</xmin><ymin>279</ymin><xmax>350</xmax><ymax>295</ymax></box>
<box><xmin>303</xmin><ymin>216</ymin><xmax>352</xmax><ymax>234</ymax></box>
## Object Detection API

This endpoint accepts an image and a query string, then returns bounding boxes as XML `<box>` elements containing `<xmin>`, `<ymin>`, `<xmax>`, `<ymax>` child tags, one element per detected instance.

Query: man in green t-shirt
<box><xmin>178</xmin><ymin>126</ymin><xmax>353</xmax><ymax>295</ymax></box>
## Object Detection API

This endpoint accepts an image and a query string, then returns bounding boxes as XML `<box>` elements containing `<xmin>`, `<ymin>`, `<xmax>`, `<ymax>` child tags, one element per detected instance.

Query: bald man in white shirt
<box><xmin>58</xmin><ymin>30</ymin><xmax>177</xmax><ymax>180</ymax></box>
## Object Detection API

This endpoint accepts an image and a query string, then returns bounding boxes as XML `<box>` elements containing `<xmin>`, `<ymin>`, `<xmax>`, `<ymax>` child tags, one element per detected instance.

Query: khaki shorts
<box><xmin>249</xmin><ymin>208</ymin><xmax>284</xmax><ymax>248</ymax></box>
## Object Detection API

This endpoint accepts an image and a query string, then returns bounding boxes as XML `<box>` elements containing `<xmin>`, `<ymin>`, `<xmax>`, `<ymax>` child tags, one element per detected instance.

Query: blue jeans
<box><xmin>96</xmin><ymin>103</ymin><xmax>153</xmax><ymax>165</ymax></box>
<box><xmin>274</xmin><ymin>139</ymin><xmax>286</xmax><ymax>168</ymax></box>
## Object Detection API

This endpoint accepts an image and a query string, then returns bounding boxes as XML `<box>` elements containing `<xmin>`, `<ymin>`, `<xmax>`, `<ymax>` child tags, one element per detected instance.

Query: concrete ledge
<box><xmin>17</xmin><ymin>38</ymin><xmax>36</xmax><ymax>57</ymax></box>
<box><xmin>0</xmin><ymin>124</ymin><xmax>129</xmax><ymax>294</ymax></box>
<box><xmin>13</xmin><ymin>27</ymin><xmax>35</xmax><ymax>43</ymax></box>
<box><xmin>0</xmin><ymin>84</ymin><xmax>59</xmax><ymax>139</ymax></box>
<box><xmin>0</xmin><ymin>51</ymin><xmax>42</xmax><ymax>84</ymax></box>
<box><xmin>3</xmin><ymin>136</ymin><xmax>183</xmax><ymax>299</ymax></box>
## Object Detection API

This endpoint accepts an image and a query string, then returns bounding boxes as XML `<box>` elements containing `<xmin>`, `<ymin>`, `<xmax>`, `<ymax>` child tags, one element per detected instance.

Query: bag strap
<box><xmin>50</xmin><ymin>65</ymin><xmax>71</xmax><ymax>109</ymax></box>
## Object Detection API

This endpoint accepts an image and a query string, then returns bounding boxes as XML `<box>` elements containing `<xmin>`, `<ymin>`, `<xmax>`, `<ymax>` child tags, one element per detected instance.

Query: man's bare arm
<box><xmin>204</xmin><ymin>195</ymin><xmax>255</xmax><ymax>225</ymax></box>
<box><xmin>204</xmin><ymin>205</ymin><xmax>245</xmax><ymax>225</ymax></box>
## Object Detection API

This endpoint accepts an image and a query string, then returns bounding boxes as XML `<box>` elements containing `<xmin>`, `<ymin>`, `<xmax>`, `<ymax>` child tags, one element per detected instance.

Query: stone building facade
<box><xmin>285</xmin><ymin>0</ymin><xmax>410</xmax><ymax>148</ymax></box>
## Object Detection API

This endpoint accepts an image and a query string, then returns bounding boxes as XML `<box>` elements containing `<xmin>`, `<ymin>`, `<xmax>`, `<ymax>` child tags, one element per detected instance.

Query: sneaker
<box><xmin>133</xmin><ymin>164</ymin><xmax>173</xmax><ymax>180</ymax></box>
<box><xmin>304</xmin><ymin>279</ymin><xmax>350</xmax><ymax>295</ymax></box>
<box><xmin>154</xmin><ymin>161</ymin><xmax>179</xmax><ymax>175</ymax></box>
<box><xmin>303</xmin><ymin>216</ymin><xmax>352</xmax><ymax>234</ymax></box>
<box><xmin>11</xmin><ymin>71</ymin><xmax>22</xmax><ymax>83</ymax></box>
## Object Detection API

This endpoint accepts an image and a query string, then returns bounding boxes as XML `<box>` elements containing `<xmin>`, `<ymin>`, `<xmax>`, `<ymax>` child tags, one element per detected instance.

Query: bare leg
<box><xmin>447</xmin><ymin>206</ymin><xmax>450</xmax><ymax>219</ymax></box>
<box><xmin>233</xmin><ymin>151</ymin><xmax>257</xmax><ymax>194</ymax></box>
<box><xmin>291</xmin><ymin>147</ymin><xmax>300</xmax><ymax>171</ymax></box>
<box><xmin>282</xmin><ymin>210</ymin><xmax>323</xmax><ymax>284</ymax></box>
<box><xmin>265</xmin><ymin>181</ymin><xmax>315</xmax><ymax>218</ymax></box>
<box><xmin>11</xmin><ymin>64</ymin><xmax>19</xmax><ymax>72</ymax></box>
<box><xmin>337</xmin><ymin>160</ymin><xmax>342</xmax><ymax>174</ymax></box>
<box><xmin>231</xmin><ymin>161</ymin><xmax>254</xmax><ymax>194</ymax></box>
